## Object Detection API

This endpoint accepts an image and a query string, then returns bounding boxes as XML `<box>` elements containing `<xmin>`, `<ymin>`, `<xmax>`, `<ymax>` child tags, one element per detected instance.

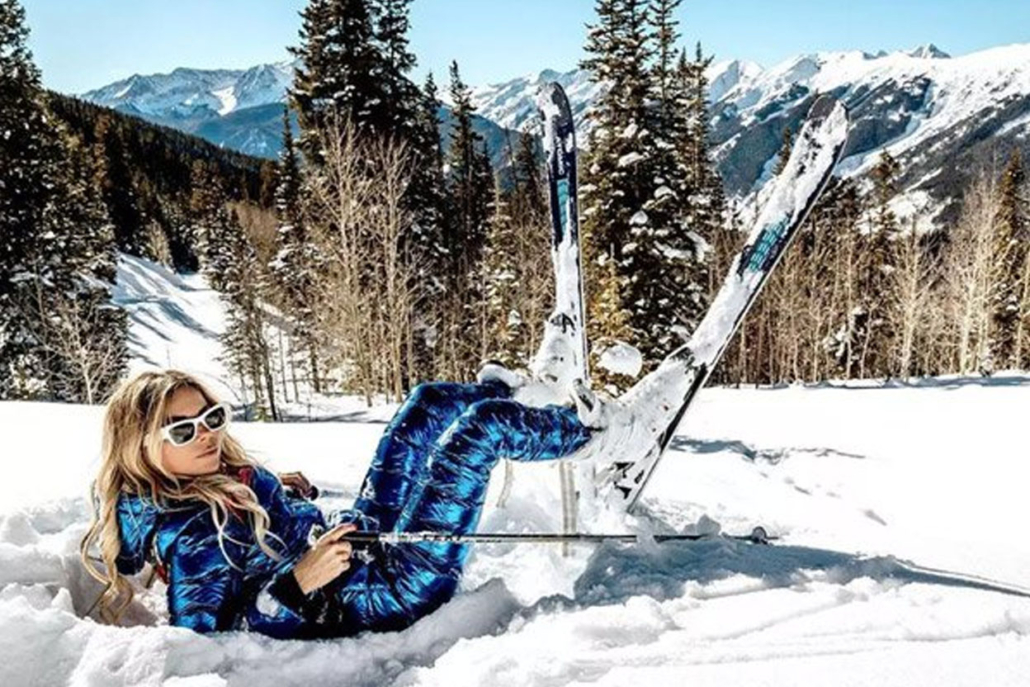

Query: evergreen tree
<box><xmin>510</xmin><ymin>128</ymin><xmax>547</xmax><ymax>225</ymax></box>
<box><xmin>871</xmin><ymin>149</ymin><xmax>901</xmax><ymax>237</ymax></box>
<box><xmin>482</xmin><ymin>185</ymin><xmax>523</xmax><ymax>366</ymax></box>
<box><xmin>0</xmin><ymin>0</ymin><xmax>126</xmax><ymax>400</ymax></box>
<box><xmin>993</xmin><ymin>150</ymin><xmax>1028</xmax><ymax>368</ymax></box>
<box><xmin>445</xmin><ymin>62</ymin><xmax>493</xmax><ymax>283</ymax></box>
<box><xmin>374</xmin><ymin>0</ymin><xmax>421</xmax><ymax>138</ymax></box>
<box><xmin>189</xmin><ymin>160</ymin><xmax>230</xmax><ymax>276</ymax></box>
<box><xmin>442</xmin><ymin>61</ymin><xmax>494</xmax><ymax>375</ymax></box>
<box><xmin>288</xmin><ymin>0</ymin><xmax>386</xmax><ymax>163</ymax></box>
<box><xmin>856</xmin><ymin>151</ymin><xmax>901</xmax><ymax>377</ymax></box>
<box><xmin>649</xmin><ymin>0</ymin><xmax>682</xmax><ymax>116</ymax></box>
<box><xmin>269</xmin><ymin>106</ymin><xmax>324</xmax><ymax>392</ymax></box>
<box><xmin>676</xmin><ymin>42</ymin><xmax>721</xmax><ymax>314</ymax></box>
<box><xmin>580</xmin><ymin>0</ymin><xmax>709</xmax><ymax>368</ymax></box>
<box><xmin>649</xmin><ymin>0</ymin><xmax>683</xmax><ymax>210</ymax></box>
<box><xmin>204</xmin><ymin>207</ymin><xmax>280</xmax><ymax>420</ymax></box>
<box><xmin>94</xmin><ymin>113</ymin><xmax>146</xmax><ymax>256</ymax></box>
<box><xmin>408</xmin><ymin>74</ymin><xmax>448</xmax><ymax>283</ymax></box>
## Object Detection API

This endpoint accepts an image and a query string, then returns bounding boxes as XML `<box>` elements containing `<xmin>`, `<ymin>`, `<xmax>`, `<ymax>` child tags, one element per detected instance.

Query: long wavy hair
<box><xmin>80</xmin><ymin>369</ymin><xmax>287</xmax><ymax>624</ymax></box>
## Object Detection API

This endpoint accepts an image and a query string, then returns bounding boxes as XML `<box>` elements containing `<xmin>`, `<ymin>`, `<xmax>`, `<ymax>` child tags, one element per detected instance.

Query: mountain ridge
<box><xmin>77</xmin><ymin>42</ymin><xmax>1030</xmax><ymax>224</ymax></box>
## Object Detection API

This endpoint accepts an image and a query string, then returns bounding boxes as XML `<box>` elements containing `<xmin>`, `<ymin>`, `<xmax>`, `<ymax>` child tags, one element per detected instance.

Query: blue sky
<box><xmin>22</xmin><ymin>0</ymin><xmax>1030</xmax><ymax>95</ymax></box>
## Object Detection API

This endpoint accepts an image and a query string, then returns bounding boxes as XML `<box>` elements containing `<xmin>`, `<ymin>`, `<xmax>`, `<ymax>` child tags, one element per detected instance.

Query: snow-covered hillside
<box><xmin>111</xmin><ymin>253</ymin><xmax>387</xmax><ymax>422</ymax></box>
<box><xmin>1</xmin><ymin>255</ymin><xmax>1029</xmax><ymax>686</ymax></box>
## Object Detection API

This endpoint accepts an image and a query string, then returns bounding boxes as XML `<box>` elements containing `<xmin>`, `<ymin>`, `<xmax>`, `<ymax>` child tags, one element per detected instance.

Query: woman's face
<box><xmin>158</xmin><ymin>386</ymin><xmax>224</xmax><ymax>477</ymax></box>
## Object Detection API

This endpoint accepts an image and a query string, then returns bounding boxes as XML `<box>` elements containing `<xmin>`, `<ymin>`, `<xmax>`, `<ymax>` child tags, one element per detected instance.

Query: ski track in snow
<box><xmin>2</xmin><ymin>255</ymin><xmax>1030</xmax><ymax>686</ymax></box>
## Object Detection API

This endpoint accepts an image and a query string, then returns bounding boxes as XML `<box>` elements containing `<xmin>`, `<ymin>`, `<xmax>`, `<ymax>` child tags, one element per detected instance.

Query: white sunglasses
<box><xmin>160</xmin><ymin>403</ymin><xmax>231</xmax><ymax>447</ymax></box>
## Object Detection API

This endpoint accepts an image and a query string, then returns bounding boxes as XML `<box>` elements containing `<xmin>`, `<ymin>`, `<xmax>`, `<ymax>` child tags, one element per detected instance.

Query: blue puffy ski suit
<box><xmin>115</xmin><ymin>381</ymin><xmax>591</xmax><ymax>639</ymax></box>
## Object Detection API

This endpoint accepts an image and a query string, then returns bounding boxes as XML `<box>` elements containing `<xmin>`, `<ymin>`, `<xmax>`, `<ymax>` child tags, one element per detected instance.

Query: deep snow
<box><xmin>1</xmin><ymin>255</ymin><xmax>1028</xmax><ymax>686</ymax></box>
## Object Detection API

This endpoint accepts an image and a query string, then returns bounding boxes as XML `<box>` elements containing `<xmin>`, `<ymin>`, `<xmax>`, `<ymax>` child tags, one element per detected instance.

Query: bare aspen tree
<box><xmin>305</xmin><ymin>116</ymin><xmax>377</xmax><ymax>402</ymax></box>
<box><xmin>17</xmin><ymin>278</ymin><xmax>126</xmax><ymax>405</ymax></box>
<box><xmin>944</xmin><ymin>171</ymin><xmax>1003</xmax><ymax>374</ymax></box>
<box><xmin>366</xmin><ymin>136</ymin><xmax>421</xmax><ymax>402</ymax></box>
<box><xmin>891</xmin><ymin>218</ymin><xmax>934</xmax><ymax>378</ymax></box>
<box><xmin>303</xmin><ymin>115</ymin><xmax>422</xmax><ymax>402</ymax></box>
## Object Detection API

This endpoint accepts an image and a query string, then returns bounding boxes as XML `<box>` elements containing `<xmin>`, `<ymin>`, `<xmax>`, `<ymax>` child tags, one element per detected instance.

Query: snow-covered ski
<box><xmin>536</xmin><ymin>82</ymin><xmax>591</xmax><ymax>548</ymax></box>
<box><xmin>596</xmin><ymin>94</ymin><xmax>851</xmax><ymax>511</ymax></box>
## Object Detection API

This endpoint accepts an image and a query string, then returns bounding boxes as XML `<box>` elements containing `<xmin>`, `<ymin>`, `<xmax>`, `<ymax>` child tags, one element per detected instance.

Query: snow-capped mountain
<box><xmin>83</xmin><ymin>62</ymin><xmax>293</xmax><ymax>118</ymax></box>
<box><xmin>81</xmin><ymin>61</ymin><xmax>296</xmax><ymax>158</ymax></box>
<box><xmin>78</xmin><ymin>59</ymin><xmax>516</xmax><ymax>165</ymax></box>
<box><xmin>78</xmin><ymin>42</ymin><xmax>1030</xmax><ymax>222</ymax></box>
<box><xmin>462</xmin><ymin>42</ymin><xmax>1030</xmax><ymax>223</ymax></box>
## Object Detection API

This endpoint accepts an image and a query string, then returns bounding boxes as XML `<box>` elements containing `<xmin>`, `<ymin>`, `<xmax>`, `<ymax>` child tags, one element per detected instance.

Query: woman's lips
<box><xmin>198</xmin><ymin>446</ymin><xmax>218</xmax><ymax>458</ymax></box>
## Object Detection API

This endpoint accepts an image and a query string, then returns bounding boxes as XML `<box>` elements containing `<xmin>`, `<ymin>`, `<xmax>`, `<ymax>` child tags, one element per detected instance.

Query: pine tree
<box><xmin>445</xmin><ymin>62</ymin><xmax>493</xmax><ymax>284</ymax></box>
<box><xmin>993</xmin><ymin>150</ymin><xmax>1028</xmax><ymax>368</ymax></box>
<box><xmin>676</xmin><ymin>42</ymin><xmax>721</xmax><ymax>321</ymax></box>
<box><xmin>483</xmin><ymin>185</ymin><xmax>523</xmax><ymax>366</ymax></box>
<box><xmin>580</xmin><ymin>0</ymin><xmax>710</xmax><ymax>369</ymax></box>
<box><xmin>207</xmin><ymin>207</ymin><xmax>280</xmax><ymax>420</ymax></box>
<box><xmin>374</xmin><ymin>0</ymin><xmax>421</xmax><ymax>138</ymax></box>
<box><xmin>269</xmin><ymin>106</ymin><xmax>324</xmax><ymax>392</ymax></box>
<box><xmin>288</xmin><ymin>0</ymin><xmax>387</xmax><ymax>163</ymax></box>
<box><xmin>94</xmin><ymin>113</ymin><xmax>146</xmax><ymax>256</ymax></box>
<box><xmin>0</xmin><ymin>0</ymin><xmax>126</xmax><ymax>401</ymax></box>
<box><xmin>441</xmin><ymin>62</ymin><xmax>494</xmax><ymax>376</ymax></box>
<box><xmin>511</xmin><ymin>128</ymin><xmax>547</xmax><ymax>224</ymax></box>
<box><xmin>857</xmin><ymin>150</ymin><xmax>900</xmax><ymax>376</ymax></box>
<box><xmin>408</xmin><ymin>74</ymin><xmax>448</xmax><ymax>285</ymax></box>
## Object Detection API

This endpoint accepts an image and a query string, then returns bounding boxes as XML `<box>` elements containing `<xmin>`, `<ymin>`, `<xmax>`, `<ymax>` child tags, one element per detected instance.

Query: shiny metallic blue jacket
<box><xmin>116</xmin><ymin>381</ymin><xmax>592</xmax><ymax>640</ymax></box>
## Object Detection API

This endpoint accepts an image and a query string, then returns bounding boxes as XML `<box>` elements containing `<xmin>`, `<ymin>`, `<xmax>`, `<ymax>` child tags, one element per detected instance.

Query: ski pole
<box><xmin>334</xmin><ymin>526</ymin><xmax>774</xmax><ymax>546</ymax></box>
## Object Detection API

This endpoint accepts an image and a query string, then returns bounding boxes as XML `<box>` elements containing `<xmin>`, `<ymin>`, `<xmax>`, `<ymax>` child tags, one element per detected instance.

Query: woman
<box><xmin>80</xmin><ymin>366</ymin><xmax>605</xmax><ymax>639</ymax></box>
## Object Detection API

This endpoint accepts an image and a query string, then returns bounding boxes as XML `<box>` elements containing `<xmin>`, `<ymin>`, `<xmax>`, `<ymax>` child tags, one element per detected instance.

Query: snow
<box><xmin>2</xmin><ymin>253</ymin><xmax>1030</xmax><ymax>685</ymax></box>
<box><xmin>80</xmin><ymin>60</ymin><xmax>295</xmax><ymax>118</ymax></box>
<box><xmin>617</xmin><ymin>152</ymin><xmax>644</xmax><ymax>168</ymax></box>
<box><xmin>597</xmin><ymin>341</ymin><xmax>643</xmax><ymax>378</ymax></box>
<box><xmin>211</xmin><ymin>86</ymin><xmax>237</xmax><ymax>117</ymax></box>
<box><xmin>4</xmin><ymin>374</ymin><xmax>1030</xmax><ymax>686</ymax></box>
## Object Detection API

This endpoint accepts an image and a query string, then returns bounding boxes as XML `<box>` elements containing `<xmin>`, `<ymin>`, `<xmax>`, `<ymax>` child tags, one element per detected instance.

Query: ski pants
<box><xmin>325</xmin><ymin>380</ymin><xmax>592</xmax><ymax>634</ymax></box>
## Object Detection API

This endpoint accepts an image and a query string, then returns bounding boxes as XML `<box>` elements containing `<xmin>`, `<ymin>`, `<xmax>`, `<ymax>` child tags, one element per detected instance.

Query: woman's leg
<box><xmin>351</xmin><ymin>380</ymin><xmax>510</xmax><ymax>531</ymax></box>
<box><xmin>331</xmin><ymin>399</ymin><xmax>592</xmax><ymax>634</ymax></box>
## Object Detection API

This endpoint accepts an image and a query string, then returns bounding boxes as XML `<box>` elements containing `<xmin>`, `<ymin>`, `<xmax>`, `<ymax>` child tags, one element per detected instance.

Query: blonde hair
<box><xmin>80</xmin><ymin>369</ymin><xmax>287</xmax><ymax>624</ymax></box>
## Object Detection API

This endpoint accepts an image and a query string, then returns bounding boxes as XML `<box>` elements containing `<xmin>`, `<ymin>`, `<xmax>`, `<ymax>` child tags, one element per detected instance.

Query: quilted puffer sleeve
<box><xmin>114</xmin><ymin>493</ymin><xmax>160</xmax><ymax>576</ymax></box>
<box><xmin>165</xmin><ymin>513</ymin><xmax>244</xmax><ymax>634</ymax></box>
<box><xmin>238</xmin><ymin>467</ymin><xmax>329</xmax><ymax>638</ymax></box>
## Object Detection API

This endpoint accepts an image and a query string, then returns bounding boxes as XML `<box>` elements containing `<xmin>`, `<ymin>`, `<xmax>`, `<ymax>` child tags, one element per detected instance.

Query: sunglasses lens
<box><xmin>167</xmin><ymin>423</ymin><xmax>196</xmax><ymax>446</ymax></box>
<box><xmin>205</xmin><ymin>405</ymin><xmax>227</xmax><ymax>430</ymax></box>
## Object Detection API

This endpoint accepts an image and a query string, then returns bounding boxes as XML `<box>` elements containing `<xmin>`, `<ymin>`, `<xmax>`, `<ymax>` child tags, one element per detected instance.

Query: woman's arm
<box><xmin>165</xmin><ymin>516</ymin><xmax>243</xmax><ymax>633</ymax></box>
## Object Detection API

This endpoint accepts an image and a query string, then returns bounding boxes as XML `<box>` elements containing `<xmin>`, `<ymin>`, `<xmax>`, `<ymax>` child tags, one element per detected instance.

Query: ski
<box><xmin>536</xmin><ymin>82</ymin><xmax>591</xmax><ymax>551</ymax></box>
<box><xmin>598</xmin><ymin>94</ymin><xmax>851</xmax><ymax>512</ymax></box>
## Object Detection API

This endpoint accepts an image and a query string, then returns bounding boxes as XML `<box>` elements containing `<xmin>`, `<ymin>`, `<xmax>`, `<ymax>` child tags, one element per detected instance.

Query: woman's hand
<box><xmin>291</xmin><ymin>522</ymin><xmax>357</xmax><ymax>594</ymax></box>
<box><xmin>279</xmin><ymin>471</ymin><xmax>316</xmax><ymax>498</ymax></box>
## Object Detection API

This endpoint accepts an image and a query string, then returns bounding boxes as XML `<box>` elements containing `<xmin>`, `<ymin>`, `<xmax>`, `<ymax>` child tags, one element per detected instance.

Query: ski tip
<box><xmin>536</xmin><ymin>81</ymin><xmax>573</xmax><ymax>125</ymax></box>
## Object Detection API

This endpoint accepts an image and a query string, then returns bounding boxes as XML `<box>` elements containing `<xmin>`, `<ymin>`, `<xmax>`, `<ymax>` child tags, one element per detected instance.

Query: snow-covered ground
<box><xmin>2</xmin><ymin>256</ymin><xmax>1029</xmax><ymax>686</ymax></box>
